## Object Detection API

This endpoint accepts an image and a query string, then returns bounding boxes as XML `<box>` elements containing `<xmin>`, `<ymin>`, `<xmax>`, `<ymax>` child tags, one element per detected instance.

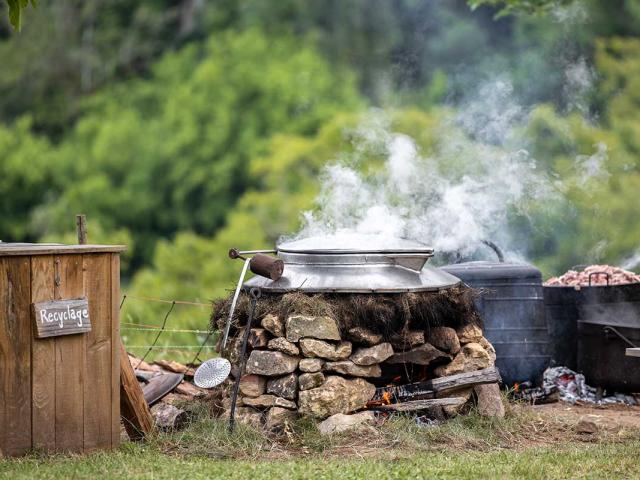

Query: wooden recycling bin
<box><xmin>0</xmin><ymin>243</ymin><xmax>125</xmax><ymax>456</ymax></box>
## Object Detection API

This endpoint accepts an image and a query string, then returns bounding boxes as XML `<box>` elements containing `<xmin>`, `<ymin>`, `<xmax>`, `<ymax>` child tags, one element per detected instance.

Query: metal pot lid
<box><xmin>243</xmin><ymin>234</ymin><xmax>460</xmax><ymax>293</ymax></box>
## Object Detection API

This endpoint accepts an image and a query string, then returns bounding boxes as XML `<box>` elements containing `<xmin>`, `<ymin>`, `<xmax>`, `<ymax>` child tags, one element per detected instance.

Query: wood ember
<box><xmin>545</xmin><ymin>264</ymin><xmax>640</xmax><ymax>287</ymax></box>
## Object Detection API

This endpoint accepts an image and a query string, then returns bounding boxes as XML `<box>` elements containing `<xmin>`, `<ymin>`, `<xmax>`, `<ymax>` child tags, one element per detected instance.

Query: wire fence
<box><xmin>119</xmin><ymin>293</ymin><xmax>215</xmax><ymax>367</ymax></box>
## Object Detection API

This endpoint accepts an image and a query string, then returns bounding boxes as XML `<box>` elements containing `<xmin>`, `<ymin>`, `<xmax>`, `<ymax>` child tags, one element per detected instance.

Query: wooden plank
<box><xmin>427</xmin><ymin>367</ymin><xmax>501</xmax><ymax>397</ymax></box>
<box><xmin>54</xmin><ymin>254</ymin><xmax>85</xmax><ymax>452</ymax></box>
<box><xmin>110</xmin><ymin>254</ymin><xmax>121</xmax><ymax>447</ymax></box>
<box><xmin>30</xmin><ymin>255</ymin><xmax>56</xmax><ymax>452</ymax></box>
<box><xmin>0</xmin><ymin>244</ymin><xmax>126</xmax><ymax>257</ymax></box>
<box><xmin>371</xmin><ymin>397</ymin><xmax>466</xmax><ymax>412</ymax></box>
<box><xmin>626</xmin><ymin>348</ymin><xmax>640</xmax><ymax>358</ymax></box>
<box><xmin>0</xmin><ymin>256</ymin><xmax>32</xmax><ymax>456</ymax></box>
<box><xmin>119</xmin><ymin>339</ymin><xmax>154</xmax><ymax>440</ymax></box>
<box><xmin>83</xmin><ymin>254</ymin><xmax>112</xmax><ymax>450</ymax></box>
<box><xmin>32</xmin><ymin>297</ymin><xmax>92</xmax><ymax>338</ymax></box>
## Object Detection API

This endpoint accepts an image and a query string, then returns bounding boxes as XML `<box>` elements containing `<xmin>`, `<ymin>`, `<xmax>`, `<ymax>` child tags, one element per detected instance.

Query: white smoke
<box><xmin>296</xmin><ymin>79</ymin><xmax>563</xmax><ymax>258</ymax></box>
<box><xmin>292</xmin><ymin>2</ymin><xmax>611</xmax><ymax>263</ymax></box>
<box><xmin>621</xmin><ymin>250</ymin><xmax>640</xmax><ymax>271</ymax></box>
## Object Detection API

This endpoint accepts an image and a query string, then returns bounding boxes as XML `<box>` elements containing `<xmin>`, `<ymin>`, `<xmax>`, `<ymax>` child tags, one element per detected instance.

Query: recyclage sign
<box><xmin>32</xmin><ymin>297</ymin><xmax>92</xmax><ymax>338</ymax></box>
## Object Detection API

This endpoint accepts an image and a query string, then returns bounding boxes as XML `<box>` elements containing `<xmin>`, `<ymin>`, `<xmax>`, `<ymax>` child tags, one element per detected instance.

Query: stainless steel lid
<box><xmin>243</xmin><ymin>233</ymin><xmax>461</xmax><ymax>293</ymax></box>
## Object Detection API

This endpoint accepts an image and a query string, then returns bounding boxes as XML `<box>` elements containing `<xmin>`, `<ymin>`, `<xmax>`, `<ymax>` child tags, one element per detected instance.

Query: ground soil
<box><xmin>533</xmin><ymin>402</ymin><xmax>640</xmax><ymax>431</ymax></box>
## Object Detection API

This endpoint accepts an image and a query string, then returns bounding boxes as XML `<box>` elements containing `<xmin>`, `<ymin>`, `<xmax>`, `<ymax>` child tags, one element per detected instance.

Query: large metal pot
<box><xmin>442</xmin><ymin>246</ymin><xmax>549</xmax><ymax>386</ymax></box>
<box><xmin>576</xmin><ymin>282</ymin><xmax>640</xmax><ymax>391</ymax></box>
<box><xmin>243</xmin><ymin>233</ymin><xmax>461</xmax><ymax>293</ymax></box>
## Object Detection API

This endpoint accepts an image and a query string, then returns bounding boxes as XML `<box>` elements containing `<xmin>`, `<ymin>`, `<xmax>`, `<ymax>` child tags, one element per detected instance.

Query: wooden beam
<box><xmin>371</xmin><ymin>397</ymin><xmax>466</xmax><ymax>412</ymax></box>
<box><xmin>119</xmin><ymin>340</ymin><xmax>154</xmax><ymax>440</ymax></box>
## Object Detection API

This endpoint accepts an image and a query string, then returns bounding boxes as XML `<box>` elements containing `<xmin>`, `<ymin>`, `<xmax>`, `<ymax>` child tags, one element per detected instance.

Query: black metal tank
<box><xmin>543</xmin><ymin>285</ymin><xmax>580</xmax><ymax>371</ymax></box>
<box><xmin>442</xmin><ymin>253</ymin><xmax>549</xmax><ymax>386</ymax></box>
<box><xmin>576</xmin><ymin>282</ymin><xmax>640</xmax><ymax>391</ymax></box>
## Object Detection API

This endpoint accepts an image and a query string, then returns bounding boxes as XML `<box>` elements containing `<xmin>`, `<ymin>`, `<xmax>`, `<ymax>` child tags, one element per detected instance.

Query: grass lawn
<box><xmin>2</xmin><ymin>441</ymin><xmax>638</xmax><ymax>480</ymax></box>
<box><xmin>2</xmin><ymin>403</ymin><xmax>639</xmax><ymax>479</ymax></box>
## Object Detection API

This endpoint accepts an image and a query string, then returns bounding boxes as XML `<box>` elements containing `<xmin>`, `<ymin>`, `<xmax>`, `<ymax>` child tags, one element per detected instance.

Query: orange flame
<box><xmin>382</xmin><ymin>391</ymin><xmax>392</xmax><ymax>405</ymax></box>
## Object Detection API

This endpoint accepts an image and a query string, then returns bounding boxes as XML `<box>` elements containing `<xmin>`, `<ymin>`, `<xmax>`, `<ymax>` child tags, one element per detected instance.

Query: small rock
<box><xmin>347</xmin><ymin>327</ymin><xmax>383</xmax><ymax>346</ymax></box>
<box><xmin>479</xmin><ymin>336</ymin><xmax>496</xmax><ymax>363</ymax></box>
<box><xmin>434</xmin><ymin>342</ymin><xmax>491</xmax><ymax>376</ymax></box>
<box><xmin>389</xmin><ymin>330</ymin><xmax>425</xmax><ymax>350</ymax></box>
<box><xmin>298</xmin><ymin>376</ymin><xmax>376</xmax><ymax>419</ymax></box>
<box><xmin>152</xmin><ymin>403</ymin><xmax>187</xmax><ymax>430</ymax></box>
<box><xmin>222</xmin><ymin>396</ymin><xmax>244</xmax><ymax>409</ymax></box>
<box><xmin>242</xmin><ymin>394</ymin><xmax>277</xmax><ymax>408</ymax></box>
<box><xmin>428</xmin><ymin>327</ymin><xmax>461</xmax><ymax>354</ymax></box>
<box><xmin>246</xmin><ymin>350</ymin><xmax>299</xmax><ymax>376</ymax></box>
<box><xmin>299</xmin><ymin>372</ymin><xmax>325</xmax><ymax>391</ymax></box>
<box><xmin>474</xmin><ymin>383</ymin><xmax>505</xmax><ymax>418</ymax></box>
<box><xmin>248</xmin><ymin>328</ymin><xmax>270</xmax><ymax>348</ymax></box>
<box><xmin>318</xmin><ymin>411</ymin><xmax>376</xmax><ymax>435</ymax></box>
<box><xmin>261</xmin><ymin>314</ymin><xmax>284</xmax><ymax>337</ymax></box>
<box><xmin>267</xmin><ymin>373</ymin><xmax>298</xmax><ymax>400</ymax></box>
<box><xmin>299</xmin><ymin>358</ymin><xmax>325</xmax><ymax>372</ymax></box>
<box><xmin>175</xmin><ymin>381</ymin><xmax>207</xmax><ymax>398</ymax></box>
<box><xmin>268</xmin><ymin>337</ymin><xmax>300</xmax><ymax>356</ymax></box>
<box><xmin>265</xmin><ymin>407</ymin><xmax>297</xmax><ymax>430</ymax></box>
<box><xmin>324</xmin><ymin>360</ymin><xmax>381</xmax><ymax>378</ymax></box>
<box><xmin>239</xmin><ymin>374</ymin><xmax>267</xmax><ymax>398</ymax></box>
<box><xmin>273</xmin><ymin>397</ymin><xmax>297</xmax><ymax>410</ymax></box>
<box><xmin>456</xmin><ymin>323</ymin><xmax>483</xmax><ymax>344</ymax></box>
<box><xmin>242</xmin><ymin>394</ymin><xmax>297</xmax><ymax>410</ymax></box>
<box><xmin>286</xmin><ymin>315</ymin><xmax>341</xmax><ymax>342</ymax></box>
<box><xmin>387</xmin><ymin>343</ymin><xmax>450</xmax><ymax>366</ymax></box>
<box><xmin>221</xmin><ymin>407</ymin><xmax>262</xmax><ymax>428</ymax></box>
<box><xmin>349</xmin><ymin>342</ymin><xmax>394</xmax><ymax>366</ymax></box>
<box><xmin>442</xmin><ymin>388</ymin><xmax>473</xmax><ymax>417</ymax></box>
<box><xmin>576</xmin><ymin>419</ymin><xmax>598</xmax><ymax>435</ymax></box>
<box><xmin>154</xmin><ymin>359</ymin><xmax>194</xmax><ymax>376</ymax></box>
<box><xmin>299</xmin><ymin>339</ymin><xmax>352</xmax><ymax>361</ymax></box>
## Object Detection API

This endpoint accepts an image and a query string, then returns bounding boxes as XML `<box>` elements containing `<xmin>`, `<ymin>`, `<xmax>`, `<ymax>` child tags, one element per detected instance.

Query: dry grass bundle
<box><xmin>211</xmin><ymin>285</ymin><xmax>481</xmax><ymax>340</ymax></box>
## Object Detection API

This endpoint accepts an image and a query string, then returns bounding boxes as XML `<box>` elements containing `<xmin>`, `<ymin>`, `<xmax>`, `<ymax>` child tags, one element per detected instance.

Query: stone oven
<box><xmin>212</xmin><ymin>234</ymin><xmax>502</xmax><ymax>428</ymax></box>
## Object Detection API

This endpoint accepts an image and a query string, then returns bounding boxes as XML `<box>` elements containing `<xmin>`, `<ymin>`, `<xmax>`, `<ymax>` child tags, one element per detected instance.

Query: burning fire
<box><xmin>382</xmin><ymin>391</ymin><xmax>392</xmax><ymax>405</ymax></box>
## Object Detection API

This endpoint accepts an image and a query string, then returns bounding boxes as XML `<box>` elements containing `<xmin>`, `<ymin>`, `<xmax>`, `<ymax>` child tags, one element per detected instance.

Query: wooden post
<box><xmin>73</xmin><ymin>214</ymin><xmax>154</xmax><ymax>440</ymax></box>
<box><xmin>76</xmin><ymin>214</ymin><xmax>87</xmax><ymax>245</ymax></box>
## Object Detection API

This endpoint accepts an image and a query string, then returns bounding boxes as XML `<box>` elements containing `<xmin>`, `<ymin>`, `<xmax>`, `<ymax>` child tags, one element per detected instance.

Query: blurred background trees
<box><xmin>1</xmin><ymin>0</ymin><xmax>640</xmax><ymax>352</ymax></box>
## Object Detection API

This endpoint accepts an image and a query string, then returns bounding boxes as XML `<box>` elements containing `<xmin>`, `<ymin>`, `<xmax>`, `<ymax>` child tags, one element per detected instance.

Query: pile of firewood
<box><xmin>127</xmin><ymin>353</ymin><xmax>213</xmax><ymax>430</ymax></box>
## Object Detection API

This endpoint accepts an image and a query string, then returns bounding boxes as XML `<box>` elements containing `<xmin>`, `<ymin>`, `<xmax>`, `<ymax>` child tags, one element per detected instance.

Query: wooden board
<box><xmin>54</xmin><ymin>255</ymin><xmax>85</xmax><ymax>452</ymax></box>
<box><xmin>110</xmin><ymin>254</ymin><xmax>121</xmax><ymax>447</ymax></box>
<box><xmin>626</xmin><ymin>348</ymin><xmax>640</xmax><ymax>358</ymax></box>
<box><xmin>83</xmin><ymin>254</ymin><xmax>111</xmax><ymax>450</ymax></box>
<box><xmin>0</xmin><ymin>244</ymin><xmax>126</xmax><ymax>257</ymax></box>
<box><xmin>30</xmin><ymin>255</ymin><xmax>56</xmax><ymax>452</ymax></box>
<box><xmin>119</xmin><ymin>339</ymin><xmax>154</xmax><ymax>440</ymax></box>
<box><xmin>372</xmin><ymin>397</ymin><xmax>466</xmax><ymax>412</ymax></box>
<box><xmin>32</xmin><ymin>297</ymin><xmax>92</xmax><ymax>338</ymax></box>
<box><xmin>0</xmin><ymin>257</ymin><xmax>32</xmax><ymax>456</ymax></box>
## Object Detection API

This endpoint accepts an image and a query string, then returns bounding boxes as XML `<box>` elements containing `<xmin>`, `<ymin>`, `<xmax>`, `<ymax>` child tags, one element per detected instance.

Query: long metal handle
<box><xmin>229</xmin><ymin>287</ymin><xmax>260</xmax><ymax>433</ymax></box>
<box><xmin>221</xmin><ymin>258</ymin><xmax>251</xmax><ymax>349</ymax></box>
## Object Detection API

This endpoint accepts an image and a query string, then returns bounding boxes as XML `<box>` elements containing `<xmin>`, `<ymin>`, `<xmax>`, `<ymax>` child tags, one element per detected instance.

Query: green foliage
<box><xmin>468</xmin><ymin>0</ymin><xmax>574</xmax><ymax>16</ymax></box>
<box><xmin>5</xmin><ymin>0</ymin><xmax>36</xmax><ymax>30</ymax></box>
<box><xmin>0</xmin><ymin>117</ymin><xmax>58</xmax><ymax>241</ymax></box>
<box><xmin>29</xmin><ymin>29</ymin><xmax>361</xmax><ymax>270</ymax></box>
